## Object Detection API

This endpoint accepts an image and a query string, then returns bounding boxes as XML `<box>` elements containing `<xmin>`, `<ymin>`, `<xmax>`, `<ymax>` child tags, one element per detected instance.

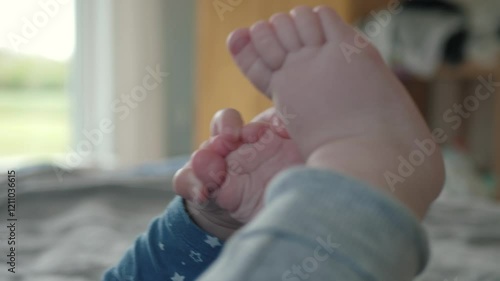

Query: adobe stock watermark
<box><xmin>8</xmin><ymin>0</ymin><xmax>71</xmax><ymax>52</ymax></box>
<box><xmin>282</xmin><ymin>234</ymin><xmax>340</xmax><ymax>281</ymax></box>
<box><xmin>52</xmin><ymin>64</ymin><xmax>169</xmax><ymax>181</ymax></box>
<box><xmin>384</xmin><ymin>74</ymin><xmax>500</xmax><ymax>191</ymax></box>
<box><xmin>213</xmin><ymin>0</ymin><xmax>244</xmax><ymax>21</ymax></box>
<box><xmin>340</xmin><ymin>0</ymin><xmax>406</xmax><ymax>63</ymax></box>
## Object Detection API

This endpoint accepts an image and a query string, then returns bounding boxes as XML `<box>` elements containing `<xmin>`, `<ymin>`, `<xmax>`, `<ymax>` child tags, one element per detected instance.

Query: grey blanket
<box><xmin>0</xmin><ymin>160</ymin><xmax>499</xmax><ymax>281</ymax></box>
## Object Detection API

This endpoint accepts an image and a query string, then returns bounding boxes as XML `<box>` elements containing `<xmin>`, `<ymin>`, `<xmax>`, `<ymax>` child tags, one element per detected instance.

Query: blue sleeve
<box><xmin>102</xmin><ymin>196</ymin><xmax>224</xmax><ymax>281</ymax></box>
<box><xmin>198</xmin><ymin>167</ymin><xmax>430</xmax><ymax>281</ymax></box>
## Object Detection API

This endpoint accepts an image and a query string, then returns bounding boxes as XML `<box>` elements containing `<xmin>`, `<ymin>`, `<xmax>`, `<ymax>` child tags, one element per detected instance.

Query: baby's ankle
<box><xmin>306</xmin><ymin>137</ymin><xmax>444</xmax><ymax>219</ymax></box>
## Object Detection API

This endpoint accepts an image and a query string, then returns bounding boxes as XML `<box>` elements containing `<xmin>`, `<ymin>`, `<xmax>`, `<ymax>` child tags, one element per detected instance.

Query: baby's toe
<box><xmin>270</xmin><ymin>13</ymin><xmax>303</xmax><ymax>52</ymax></box>
<box><xmin>314</xmin><ymin>6</ymin><xmax>350</xmax><ymax>42</ymax></box>
<box><xmin>249</xmin><ymin>21</ymin><xmax>287</xmax><ymax>70</ymax></box>
<box><xmin>290</xmin><ymin>6</ymin><xmax>325</xmax><ymax>46</ymax></box>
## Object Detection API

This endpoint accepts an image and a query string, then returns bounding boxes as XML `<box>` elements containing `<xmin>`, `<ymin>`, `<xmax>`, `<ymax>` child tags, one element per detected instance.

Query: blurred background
<box><xmin>0</xmin><ymin>0</ymin><xmax>499</xmax><ymax>197</ymax></box>
<box><xmin>0</xmin><ymin>0</ymin><xmax>74</xmax><ymax>168</ymax></box>
<box><xmin>0</xmin><ymin>0</ymin><xmax>499</xmax><ymax>280</ymax></box>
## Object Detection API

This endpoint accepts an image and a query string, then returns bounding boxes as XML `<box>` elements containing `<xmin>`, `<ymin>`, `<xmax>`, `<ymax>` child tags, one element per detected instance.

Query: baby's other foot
<box><xmin>227</xmin><ymin>6</ymin><xmax>444</xmax><ymax>218</ymax></box>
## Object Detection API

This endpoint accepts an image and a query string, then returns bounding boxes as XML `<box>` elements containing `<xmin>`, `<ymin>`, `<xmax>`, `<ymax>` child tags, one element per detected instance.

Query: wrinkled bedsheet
<box><xmin>0</xmin><ymin>158</ymin><xmax>499</xmax><ymax>281</ymax></box>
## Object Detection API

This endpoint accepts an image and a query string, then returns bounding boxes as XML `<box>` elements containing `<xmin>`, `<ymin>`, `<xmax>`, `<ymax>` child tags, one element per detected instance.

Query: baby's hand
<box><xmin>173</xmin><ymin>108</ymin><xmax>303</xmax><ymax>240</ymax></box>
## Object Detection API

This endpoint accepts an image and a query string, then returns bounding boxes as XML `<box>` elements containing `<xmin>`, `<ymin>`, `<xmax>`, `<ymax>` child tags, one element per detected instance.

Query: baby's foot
<box><xmin>173</xmin><ymin>108</ymin><xmax>303</xmax><ymax>238</ymax></box>
<box><xmin>227</xmin><ymin>6</ymin><xmax>444</xmax><ymax>218</ymax></box>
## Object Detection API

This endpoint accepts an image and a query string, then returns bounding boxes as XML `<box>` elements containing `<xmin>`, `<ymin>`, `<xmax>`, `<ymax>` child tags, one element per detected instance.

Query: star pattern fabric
<box><xmin>204</xmin><ymin>235</ymin><xmax>221</xmax><ymax>248</ymax></box>
<box><xmin>189</xmin><ymin>251</ymin><xmax>203</xmax><ymax>263</ymax></box>
<box><xmin>171</xmin><ymin>272</ymin><xmax>185</xmax><ymax>281</ymax></box>
<box><xmin>102</xmin><ymin>196</ymin><xmax>224</xmax><ymax>281</ymax></box>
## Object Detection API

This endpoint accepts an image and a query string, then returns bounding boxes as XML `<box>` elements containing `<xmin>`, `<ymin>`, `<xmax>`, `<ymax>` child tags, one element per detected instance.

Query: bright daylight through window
<box><xmin>0</xmin><ymin>0</ymin><xmax>75</xmax><ymax>168</ymax></box>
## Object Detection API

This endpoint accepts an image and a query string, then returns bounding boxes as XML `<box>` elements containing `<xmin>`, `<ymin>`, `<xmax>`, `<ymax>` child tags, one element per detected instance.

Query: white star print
<box><xmin>189</xmin><ymin>250</ymin><xmax>203</xmax><ymax>263</ymax></box>
<box><xmin>171</xmin><ymin>272</ymin><xmax>185</xmax><ymax>281</ymax></box>
<box><xmin>158</xmin><ymin>242</ymin><xmax>165</xmax><ymax>251</ymax></box>
<box><xmin>181</xmin><ymin>262</ymin><xmax>186</xmax><ymax>265</ymax></box>
<box><xmin>204</xmin><ymin>235</ymin><xmax>221</xmax><ymax>248</ymax></box>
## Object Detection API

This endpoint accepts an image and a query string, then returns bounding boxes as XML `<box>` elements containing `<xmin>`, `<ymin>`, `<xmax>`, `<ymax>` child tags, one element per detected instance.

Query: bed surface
<box><xmin>1</xmin><ymin>157</ymin><xmax>499</xmax><ymax>281</ymax></box>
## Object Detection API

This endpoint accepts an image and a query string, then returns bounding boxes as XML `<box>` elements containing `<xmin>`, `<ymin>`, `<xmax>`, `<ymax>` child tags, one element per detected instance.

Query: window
<box><xmin>0</xmin><ymin>0</ymin><xmax>75</xmax><ymax>168</ymax></box>
<box><xmin>1</xmin><ymin>0</ymin><xmax>195</xmax><ymax>172</ymax></box>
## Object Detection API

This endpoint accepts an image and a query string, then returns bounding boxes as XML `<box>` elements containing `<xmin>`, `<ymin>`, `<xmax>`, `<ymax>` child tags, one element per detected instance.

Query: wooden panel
<box><xmin>345</xmin><ymin>0</ymin><xmax>392</xmax><ymax>22</ymax></box>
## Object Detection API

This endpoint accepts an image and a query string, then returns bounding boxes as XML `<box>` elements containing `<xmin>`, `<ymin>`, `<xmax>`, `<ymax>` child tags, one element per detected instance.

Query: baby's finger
<box><xmin>210</xmin><ymin>135</ymin><xmax>241</xmax><ymax>157</ymax></box>
<box><xmin>250</xmin><ymin>107</ymin><xmax>276</xmax><ymax>123</ymax></box>
<box><xmin>270</xmin><ymin>113</ymin><xmax>290</xmax><ymax>139</ymax></box>
<box><xmin>173</xmin><ymin>166</ymin><xmax>209</xmax><ymax>204</ymax></box>
<box><xmin>241</xmin><ymin>122</ymin><xmax>269</xmax><ymax>143</ymax></box>
<box><xmin>251</xmin><ymin>107</ymin><xmax>291</xmax><ymax>139</ymax></box>
<box><xmin>211</xmin><ymin>108</ymin><xmax>244</xmax><ymax>140</ymax></box>
<box><xmin>192</xmin><ymin>148</ymin><xmax>227</xmax><ymax>193</ymax></box>
<box><xmin>199</xmin><ymin>139</ymin><xmax>210</xmax><ymax>149</ymax></box>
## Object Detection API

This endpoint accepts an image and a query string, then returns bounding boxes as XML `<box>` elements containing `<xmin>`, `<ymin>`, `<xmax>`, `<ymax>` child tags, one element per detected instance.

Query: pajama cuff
<box><xmin>165</xmin><ymin>196</ymin><xmax>225</xmax><ymax>257</ymax></box>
